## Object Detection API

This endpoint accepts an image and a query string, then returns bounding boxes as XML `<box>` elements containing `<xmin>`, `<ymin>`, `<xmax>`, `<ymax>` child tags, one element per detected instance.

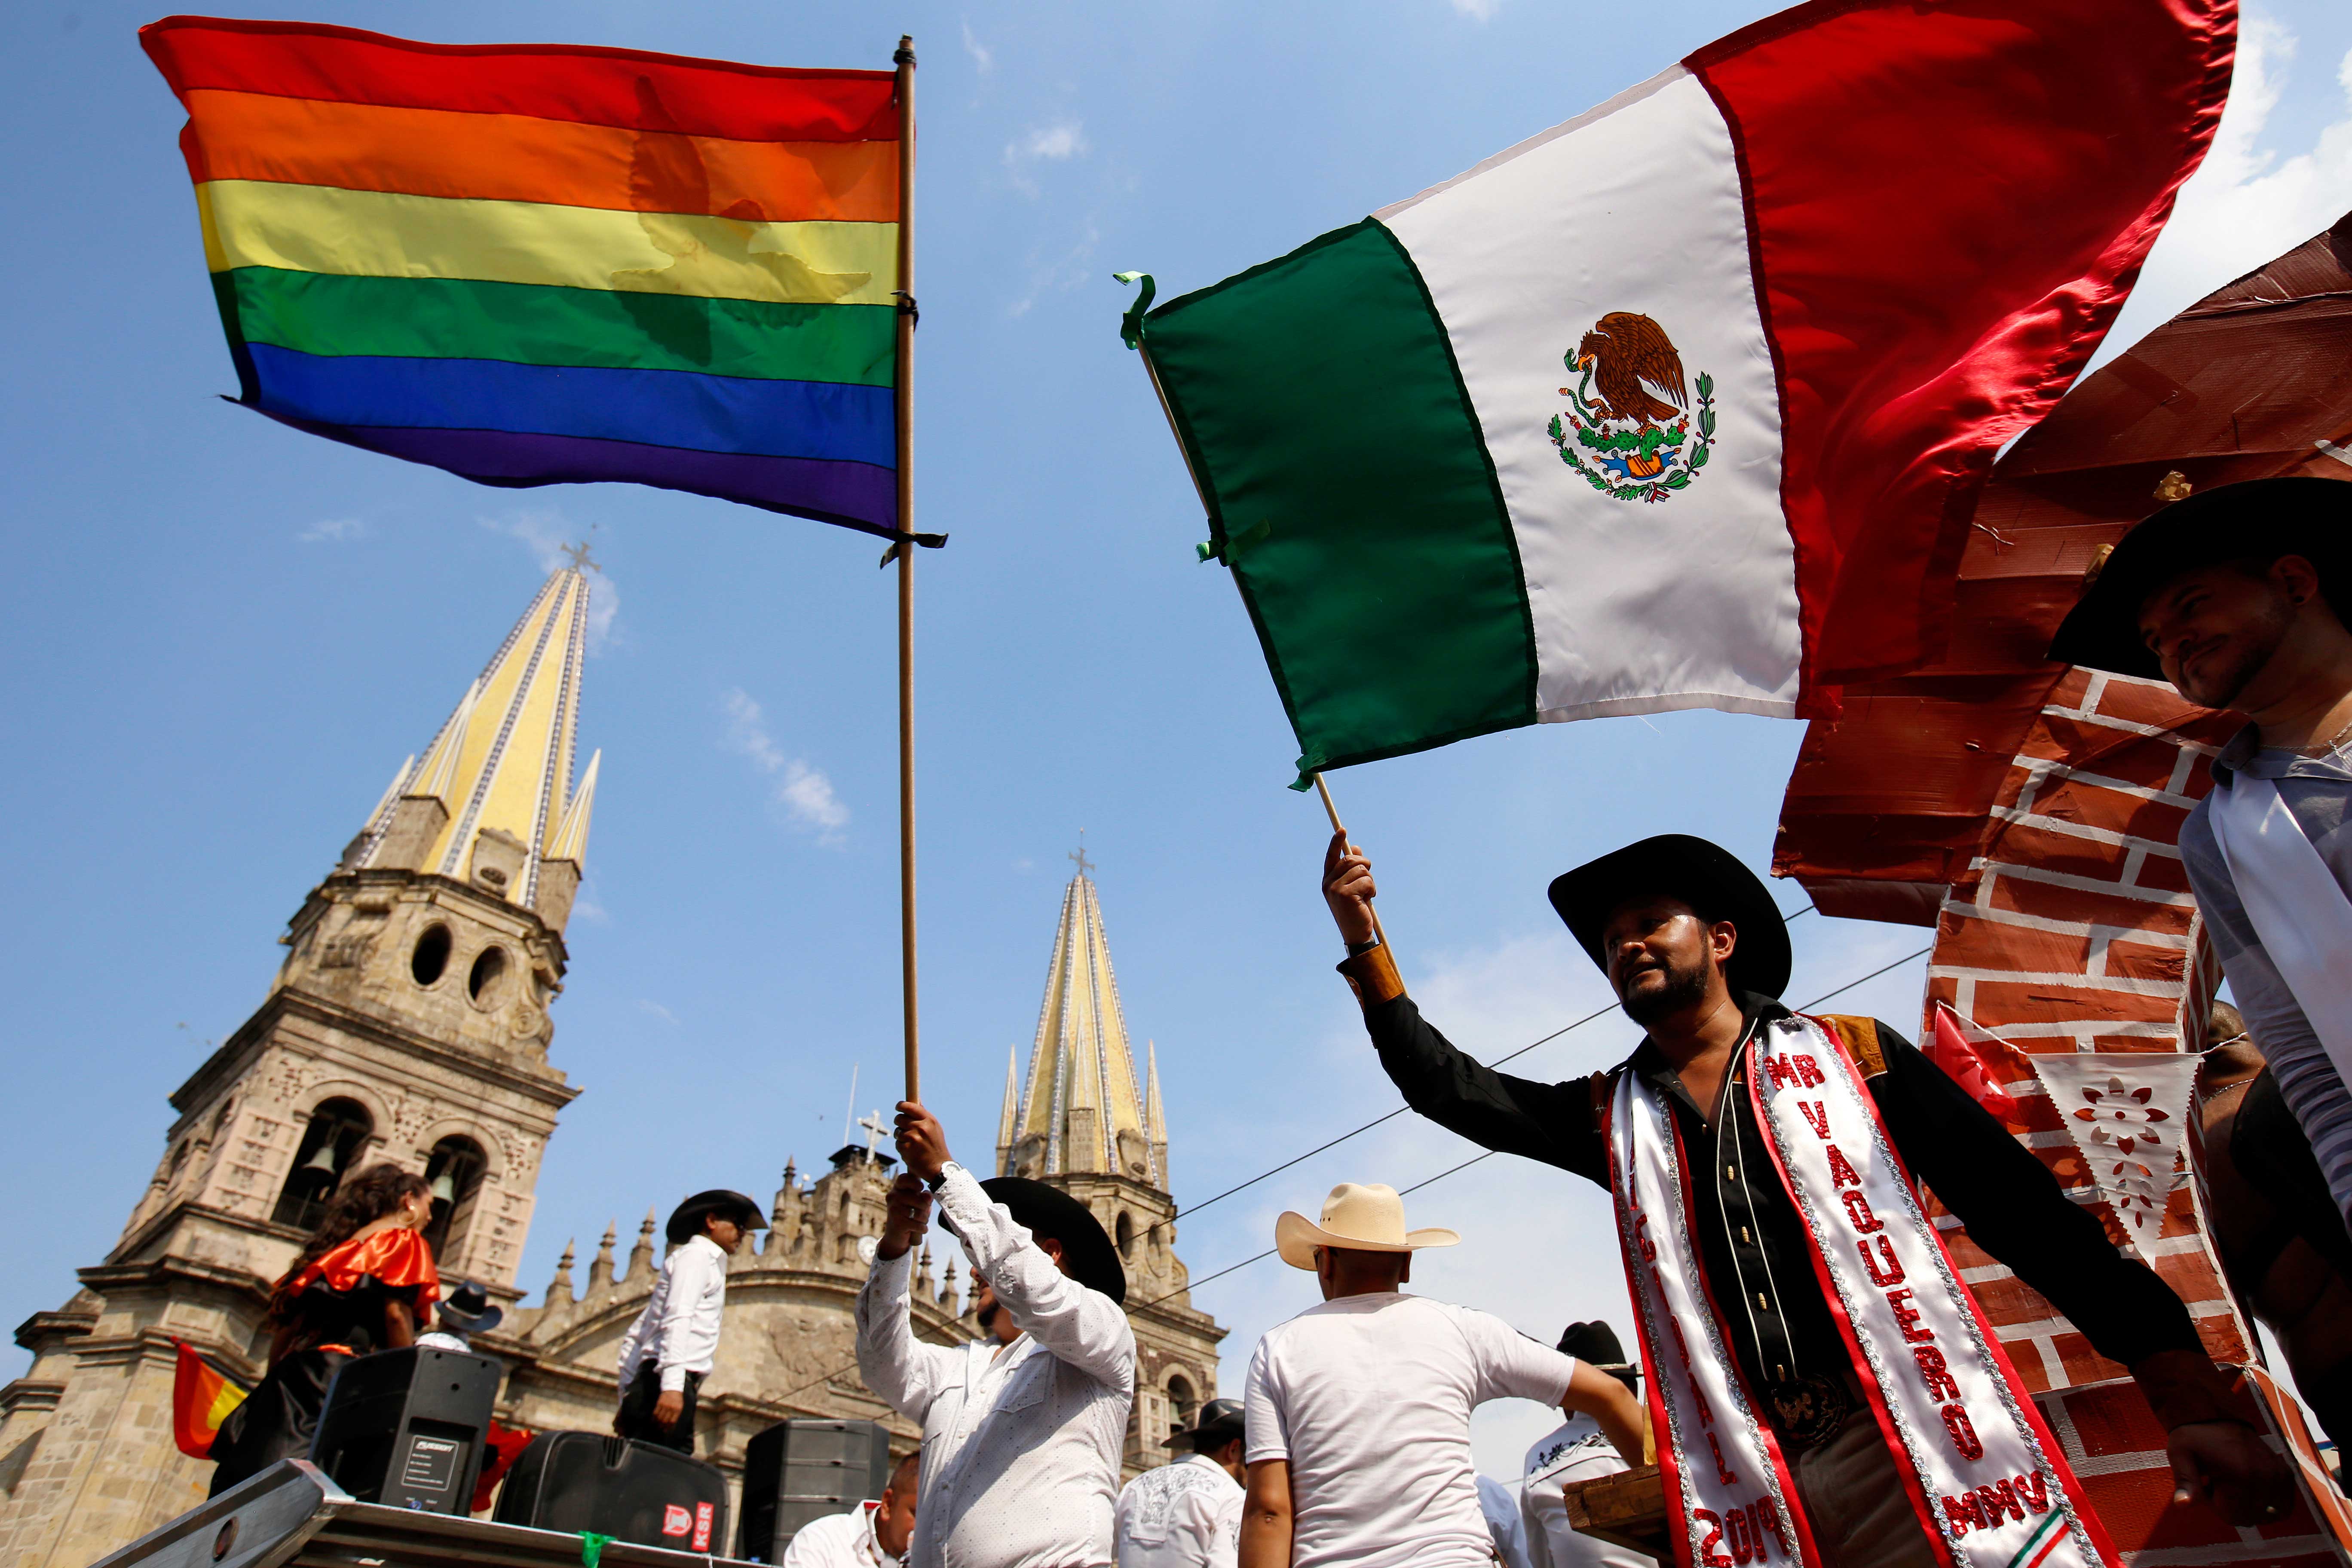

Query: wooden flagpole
<box><xmin>1311</xmin><ymin>771</ymin><xmax>1390</xmax><ymax>954</ymax></box>
<box><xmin>893</xmin><ymin>36</ymin><xmax>920</xmax><ymax>1102</ymax></box>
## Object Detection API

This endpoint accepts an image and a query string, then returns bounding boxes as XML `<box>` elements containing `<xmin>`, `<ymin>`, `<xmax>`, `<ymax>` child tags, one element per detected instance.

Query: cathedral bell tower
<box><xmin>0</xmin><ymin>566</ymin><xmax>599</xmax><ymax>1565</ymax></box>
<box><xmin>996</xmin><ymin>851</ymin><xmax>1224</xmax><ymax>1475</ymax></box>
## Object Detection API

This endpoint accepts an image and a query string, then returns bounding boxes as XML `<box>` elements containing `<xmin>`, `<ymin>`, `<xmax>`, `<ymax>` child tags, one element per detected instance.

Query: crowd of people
<box><xmin>205</xmin><ymin>476</ymin><xmax>2352</xmax><ymax>1568</ymax></box>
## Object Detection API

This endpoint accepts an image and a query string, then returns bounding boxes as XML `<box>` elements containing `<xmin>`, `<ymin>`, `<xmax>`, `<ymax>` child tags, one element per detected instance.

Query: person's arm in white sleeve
<box><xmin>653</xmin><ymin>1243</ymin><xmax>720</xmax><ymax>1393</ymax></box>
<box><xmin>934</xmin><ymin>1162</ymin><xmax>1135</xmax><ymax>1394</ymax></box>
<box><xmin>1239</xmin><ymin>1337</ymin><xmax>1292</xmax><ymax>1568</ymax></box>
<box><xmin>1462</xmin><ymin>1310</ymin><xmax>1647</xmax><ymax>1464</ymax></box>
<box><xmin>856</xmin><ymin>1175</ymin><xmax>959</xmax><ymax>1421</ymax></box>
<box><xmin>614</xmin><ymin>1298</ymin><xmax>649</xmax><ymax>1381</ymax></box>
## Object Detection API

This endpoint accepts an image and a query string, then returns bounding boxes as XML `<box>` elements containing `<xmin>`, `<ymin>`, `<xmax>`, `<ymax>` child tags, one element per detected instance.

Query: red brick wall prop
<box><xmin>1919</xmin><ymin>671</ymin><xmax>2257</xmax><ymax>1397</ymax></box>
<box><xmin>2031</xmin><ymin>1364</ymin><xmax>2349</xmax><ymax>1567</ymax></box>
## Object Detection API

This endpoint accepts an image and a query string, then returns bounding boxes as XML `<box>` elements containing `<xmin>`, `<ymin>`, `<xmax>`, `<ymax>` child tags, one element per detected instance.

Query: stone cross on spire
<box><xmin>855</xmin><ymin>1110</ymin><xmax>891</xmax><ymax>1162</ymax></box>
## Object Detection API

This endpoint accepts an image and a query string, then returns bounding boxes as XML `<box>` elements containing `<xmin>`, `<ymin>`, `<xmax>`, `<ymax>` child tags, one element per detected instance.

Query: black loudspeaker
<box><xmin>736</xmin><ymin>1419</ymin><xmax>893</xmax><ymax>1562</ymax></box>
<box><xmin>495</xmin><ymin>1432</ymin><xmax>729</xmax><ymax>1553</ymax></box>
<box><xmin>308</xmin><ymin>1346</ymin><xmax>501</xmax><ymax>1513</ymax></box>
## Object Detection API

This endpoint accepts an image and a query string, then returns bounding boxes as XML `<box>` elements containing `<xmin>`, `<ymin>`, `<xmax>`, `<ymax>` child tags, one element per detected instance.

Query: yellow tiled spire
<box><xmin>1001</xmin><ymin>852</ymin><xmax>1160</xmax><ymax>1185</ymax></box>
<box><xmin>352</xmin><ymin>567</ymin><xmax>596</xmax><ymax>909</ymax></box>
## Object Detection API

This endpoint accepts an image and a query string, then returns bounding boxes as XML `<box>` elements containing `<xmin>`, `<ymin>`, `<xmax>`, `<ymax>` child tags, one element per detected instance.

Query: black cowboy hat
<box><xmin>956</xmin><ymin>1176</ymin><xmax>1127</xmax><ymax>1305</ymax></box>
<box><xmin>2047</xmin><ymin>477</ymin><xmax>2352</xmax><ymax>680</ymax></box>
<box><xmin>1548</xmin><ymin>835</ymin><xmax>1792</xmax><ymax>1000</ymax></box>
<box><xmin>666</xmin><ymin>1189</ymin><xmax>769</xmax><ymax>1246</ymax></box>
<box><xmin>1557</xmin><ymin>1320</ymin><xmax>1638</xmax><ymax>1391</ymax></box>
<box><xmin>437</xmin><ymin>1279</ymin><xmax>504</xmax><ymax>1335</ymax></box>
<box><xmin>1167</xmin><ymin>1397</ymin><xmax>1246</xmax><ymax>1450</ymax></box>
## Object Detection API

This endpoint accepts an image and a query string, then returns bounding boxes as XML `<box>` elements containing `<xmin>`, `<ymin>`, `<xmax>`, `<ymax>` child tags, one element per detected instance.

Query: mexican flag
<box><xmin>1130</xmin><ymin>0</ymin><xmax>2233</xmax><ymax>782</ymax></box>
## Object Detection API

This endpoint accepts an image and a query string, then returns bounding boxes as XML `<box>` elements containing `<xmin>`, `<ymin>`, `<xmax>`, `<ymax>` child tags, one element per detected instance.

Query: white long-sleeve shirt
<box><xmin>1114</xmin><ymin>1453</ymin><xmax>1243</xmax><ymax>1568</ymax></box>
<box><xmin>616</xmin><ymin>1233</ymin><xmax>729</xmax><ymax>1393</ymax></box>
<box><xmin>784</xmin><ymin>1501</ymin><xmax>904</xmax><ymax>1568</ymax></box>
<box><xmin>856</xmin><ymin>1162</ymin><xmax>1137</xmax><ymax>1568</ymax></box>
<box><xmin>1477</xmin><ymin>1475</ymin><xmax>1531</xmax><ymax>1568</ymax></box>
<box><xmin>1518</xmin><ymin>1418</ymin><xmax>1648</xmax><ymax>1568</ymax></box>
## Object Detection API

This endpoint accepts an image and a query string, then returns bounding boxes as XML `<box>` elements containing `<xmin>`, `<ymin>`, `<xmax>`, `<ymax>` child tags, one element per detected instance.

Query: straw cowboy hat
<box><xmin>1275</xmin><ymin>1183</ymin><xmax>1461</xmax><ymax>1269</ymax></box>
<box><xmin>2048</xmin><ymin>477</ymin><xmax>2352</xmax><ymax>680</ymax></box>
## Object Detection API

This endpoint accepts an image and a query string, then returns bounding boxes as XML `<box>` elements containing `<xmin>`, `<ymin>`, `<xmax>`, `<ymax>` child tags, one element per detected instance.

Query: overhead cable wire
<box><xmin>1140</xmin><ymin>902</ymin><xmax>1819</xmax><ymax>1243</ymax></box>
<box><xmin>772</xmin><ymin>919</ymin><xmax>1912</xmax><ymax>1394</ymax></box>
<box><xmin>1127</xmin><ymin>936</ymin><xmax>1929</xmax><ymax>1310</ymax></box>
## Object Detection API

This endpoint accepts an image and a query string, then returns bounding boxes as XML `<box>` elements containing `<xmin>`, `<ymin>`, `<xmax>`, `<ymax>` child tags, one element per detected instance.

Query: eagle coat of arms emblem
<box><xmin>1547</xmin><ymin>311</ymin><xmax>1716</xmax><ymax>504</ymax></box>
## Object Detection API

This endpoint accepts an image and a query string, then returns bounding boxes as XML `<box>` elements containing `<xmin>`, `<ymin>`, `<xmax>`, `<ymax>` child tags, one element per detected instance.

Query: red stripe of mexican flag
<box><xmin>1136</xmin><ymin>0</ymin><xmax>2232</xmax><ymax>782</ymax></box>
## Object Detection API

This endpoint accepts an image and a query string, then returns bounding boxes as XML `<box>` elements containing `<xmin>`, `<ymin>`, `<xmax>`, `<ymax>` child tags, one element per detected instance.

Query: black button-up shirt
<box><xmin>1362</xmin><ymin>988</ymin><xmax>2198</xmax><ymax>1401</ymax></box>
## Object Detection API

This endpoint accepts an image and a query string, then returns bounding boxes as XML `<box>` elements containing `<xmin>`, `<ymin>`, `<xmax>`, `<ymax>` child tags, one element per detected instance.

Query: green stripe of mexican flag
<box><xmin>1133</xmin><ymin>0</ymin><xmax>2232</xmax><ymax>784</ymax></box>
<box><xmin>1149</xmin><ymin>218</ymin><xmax>1547</xmax><ymax>770</ymax></box>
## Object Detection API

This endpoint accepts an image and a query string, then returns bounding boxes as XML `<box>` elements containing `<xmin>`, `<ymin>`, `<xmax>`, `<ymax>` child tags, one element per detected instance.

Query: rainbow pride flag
<box><xmin>170</xmin><ymin>1339</ymin><xmax>247</xmax><ymax>1459</ymax></box>
<box><xmin>141</xmin><ymin>17</ymin><xmax>905</xmax><ymax>537</ymax></box>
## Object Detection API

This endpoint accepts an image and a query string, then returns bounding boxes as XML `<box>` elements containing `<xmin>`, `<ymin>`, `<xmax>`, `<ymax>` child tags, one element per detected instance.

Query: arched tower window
<box><xmin>422</xmin><ymin>1135</ymin><xmax>488</xmax><ymax>1263</ymax></box>
<box><xmin>272</xmin><ymin>1099</ymin><xmax>374</xmax><ymax>1231</ymax></box>
<box><xmin>1115</xmin><ymin>1210</ymin><xmax>1138</xmax><ymax>1262</ymax></box>
<box><xmin>1167</xmin><ymin>1374</ymin><xmax>1197</xmax><ymax>1427</ymax></box>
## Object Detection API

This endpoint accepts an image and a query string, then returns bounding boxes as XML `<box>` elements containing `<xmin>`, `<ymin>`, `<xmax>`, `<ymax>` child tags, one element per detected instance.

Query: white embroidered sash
<box><xmin>1608</xmin><ymin>1016</ymin><xmax>2115</xmax><ymax>1568</ymax></box>
<box><xmin>2207</xmin><ymin>767</ymin><xmax>2352</xmax><ymax>1092</ymax></box>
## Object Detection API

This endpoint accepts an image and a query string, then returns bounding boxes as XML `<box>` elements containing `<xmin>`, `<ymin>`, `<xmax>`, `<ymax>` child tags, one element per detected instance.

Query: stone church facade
<box><xmin>0</xmin><ymin>564</ymin><xmax>1221</xmax><ymax>1566</ymax></box>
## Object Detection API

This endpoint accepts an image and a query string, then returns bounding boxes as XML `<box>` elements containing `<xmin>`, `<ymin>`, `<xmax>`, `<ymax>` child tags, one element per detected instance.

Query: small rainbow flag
<box><xmin>141</xmin><ymin>17</ymin><xmax>905</xmax><ymax>537</ymax></box>
<box><xmin>171</xmin><ymin>1340</ymin><xmax>248</xmax><ymax>1460</ymax></box>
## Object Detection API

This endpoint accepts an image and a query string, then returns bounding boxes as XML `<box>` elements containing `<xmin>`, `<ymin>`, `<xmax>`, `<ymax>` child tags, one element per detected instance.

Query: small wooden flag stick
<box><xmin>1311</xmin><ymin>771</ymin><xmax>1390</xmax><ymax>952</ymax></box>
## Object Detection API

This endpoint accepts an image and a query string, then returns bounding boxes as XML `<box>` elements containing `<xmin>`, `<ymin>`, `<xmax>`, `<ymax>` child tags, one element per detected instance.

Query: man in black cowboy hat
<box><xmin>1321</xmin><ymin>830</ymin><xmax>2291</xmax><ymax>1568</ymax></box>
<box><xmin>415</xmin><ymin>1279</ymin><xmax>504</xmax><ymax>1354</ymax></box>
<box><xmin>2050</xmin><ymin>475</ymin><xmax>2352</xmax><ymax>1237</ymax></box>
<box><xmin>613</xmin><ymin>1188</ymin><xmax>766</xmax><ymax>1454</ymax></box>
<box><xmin>1116</xmin><ymin>1398</ymin><xmax>1247</xmax><ymax>1568</ymax></box>
<box><xmin>858</xmin><ymin>1100</ymin><xmax>1135</xmax><ymax>1568</ymax></box>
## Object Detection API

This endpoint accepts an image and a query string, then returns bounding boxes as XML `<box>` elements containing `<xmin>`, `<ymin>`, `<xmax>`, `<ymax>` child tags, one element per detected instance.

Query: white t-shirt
<box><xmin>1519</xmin><ymin>1417</ymin><xmax>1648</xmax><ymax>1568</ymax></box>
<box><xmin>1243</xmin><ymin>1292</ymin><xmax>1579</xmax><ymax>1568</ymax></box>
<box><xmin>1115</xmin><ymin>1452</ymin><xmax>1243</xmax><ymax>1568</ymax></box>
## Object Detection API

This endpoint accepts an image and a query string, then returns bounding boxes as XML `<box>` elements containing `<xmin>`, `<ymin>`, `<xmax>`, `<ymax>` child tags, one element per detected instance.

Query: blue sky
<box><xmin>4</xmin><ymin>0</ymin><xmax>2349</xmax><ymax>1478</ymax></box>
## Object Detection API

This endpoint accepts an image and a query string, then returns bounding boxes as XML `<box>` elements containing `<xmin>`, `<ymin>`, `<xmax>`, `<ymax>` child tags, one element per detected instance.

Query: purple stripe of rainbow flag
<box><xmin>142</xmin><ymin>15</ymin><xmax>904</xmax><ymax>535</ymax></box>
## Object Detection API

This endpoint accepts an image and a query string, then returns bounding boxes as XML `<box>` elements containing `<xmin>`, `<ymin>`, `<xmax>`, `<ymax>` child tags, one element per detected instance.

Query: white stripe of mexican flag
<box><xmin>1134</xmin><ymin>0</ymin><xmax>2232</xmax><ymax>784</ymax></box>
<box><xmin>1380</xmin><ymin>66</ymin><xmax>1797</xmax><ymax>725</ymax></box>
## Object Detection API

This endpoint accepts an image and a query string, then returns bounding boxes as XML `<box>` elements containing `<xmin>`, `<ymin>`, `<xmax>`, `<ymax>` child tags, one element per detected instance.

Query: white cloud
<box><xmin>480</xmin><ymin>510</ymin><xmax>620</xmax><ymax>649</ymax></box>
<box><xmin>1451</xmin><ymin>0</ymin><xmax>1500</xmax><ymax>18</ymax></box>
<box><xmin>1008</xmin><ymin>218</ymin><xmax>1103</xmax><ymax>318</ymax></box>
<box><xmin>299</xmin><ymin>517</ymin><xmax>368</xmax><ymax>543</ymax></box>
<box><xmin>961</xmin><ymin>19</ymin><xmax>993</xmax><ymax>74</ymax></box>
<box><xmin>1003</xmin><ymin>120</ymin><xmax>1089</xmax><ymax>198</ymax></box>
<box><xmin>638</xmin><ymin>998</ymin><xmax>677</xmax><ymax>1024</ymax></box>
<box><xmin>570</xmin><ymin>882</ymin><xmax>610</xmax><ymax>926</ymax></box>
<box><xmin>2097</xmin><ymin>16</ymin><xmax>2352</xmax><ymax>365</ymax></box>
<box><xmin>722</xmin><ymin>687</ymin><xmax>850</xmax><ymax>847</ymax></box>
<box><xmin>778</xmin><ymin>760</ymin><xmax>851</xmax><ymax>840</ymax></box>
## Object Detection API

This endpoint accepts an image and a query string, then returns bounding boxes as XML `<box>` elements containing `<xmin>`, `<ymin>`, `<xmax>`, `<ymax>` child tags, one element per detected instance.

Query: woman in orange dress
<box><xmin>208</xmin><ymin>1164</ymin><xmax>439</xmax><ymax>1494</ymax></box>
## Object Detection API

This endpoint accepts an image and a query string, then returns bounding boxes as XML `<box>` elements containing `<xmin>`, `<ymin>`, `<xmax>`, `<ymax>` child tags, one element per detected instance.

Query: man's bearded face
<box><xmin>2137</xmin><ymin>561</ymin><xmax>2298</xmax><ymax>711</ymax></box>
<box><xmin>1603</xmin><ymin>896</ymin><xmax>1724</xmax><ymax>1024</ymax></box>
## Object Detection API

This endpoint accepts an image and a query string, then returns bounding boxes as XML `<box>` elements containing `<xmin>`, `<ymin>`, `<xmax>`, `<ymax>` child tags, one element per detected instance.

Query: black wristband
<box><xmin>1345</xmin><ymin>937</ymin><xmax>1383</xmax><ymax>957</ymax></box>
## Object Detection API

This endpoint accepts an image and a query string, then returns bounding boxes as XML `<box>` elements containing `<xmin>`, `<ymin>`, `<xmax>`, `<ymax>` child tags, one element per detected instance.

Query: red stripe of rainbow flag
<box><xmin>140</xmin><ymin>16</ymin><xmax>905</xmax><ymax>536</ymax></box>
<box><xmin>170</xmin><ymin>1339</ymin><xmax>248</xmax><ymax>1460</ymax></box>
